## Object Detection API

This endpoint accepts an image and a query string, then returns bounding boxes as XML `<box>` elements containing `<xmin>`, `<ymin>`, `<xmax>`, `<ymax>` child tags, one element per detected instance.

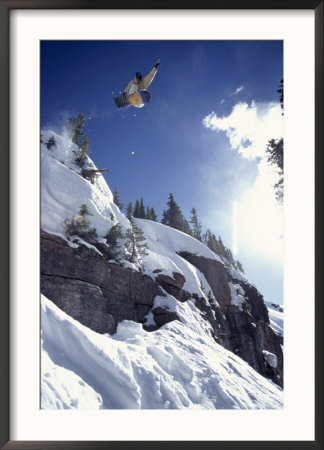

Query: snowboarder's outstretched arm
<box><xmin>124</xmin><ymin>59</ymin><xmax>160</xmax><ymax>95</ymax></box>
<box><xmin>140</xmin><ymin>61</ymin><xmax>159</xmax><ymax>90</ymax></box>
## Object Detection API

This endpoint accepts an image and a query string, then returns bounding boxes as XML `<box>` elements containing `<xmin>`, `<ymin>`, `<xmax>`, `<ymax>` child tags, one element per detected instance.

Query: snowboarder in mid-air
<box><xmin>114</xmin><ymin>59</ymin><xmax>160</xmax><ymax>108</ymax></box>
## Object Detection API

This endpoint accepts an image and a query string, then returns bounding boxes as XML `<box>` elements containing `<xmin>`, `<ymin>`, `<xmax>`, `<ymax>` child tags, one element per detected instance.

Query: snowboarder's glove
<box><xmin>123</xmin><ymin>92</ymin><xmax>127</xmax><ymax>99</ymax></box>
<box><xmin>155</xmin><ymin>59</ymin><xmax>160</xmax><ymax>68</ymax></box>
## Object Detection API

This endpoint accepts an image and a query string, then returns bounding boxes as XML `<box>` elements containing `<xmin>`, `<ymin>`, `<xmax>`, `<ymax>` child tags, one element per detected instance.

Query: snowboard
<box><xmin>114</xmin><ymin>89</ymin><xmax>151</xmax><ymax>108</ymax></box>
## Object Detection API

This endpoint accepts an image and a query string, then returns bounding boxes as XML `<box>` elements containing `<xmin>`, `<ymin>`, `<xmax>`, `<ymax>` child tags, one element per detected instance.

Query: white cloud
<box><xmin>237</xmin><ymin>158</ymin><xmax>284</xmax><ymax>263</ymax></box>
<box><xmin>202</xmin><ymin>100</ymin><xmax>284</xmax><ymax>266</ymax></box>
<box><xmin>220</xmin><ymin>99</ymin><xmax>225</xmax><ymax>104</ymax></box>
<box><xmin>202</xmin><ymin>101</ymin><xmax>283</xmax><ymax>160</ymax></box>
<box><xmin>230</xmin><ymin>85</ymin><xmax>244</xmax><ymax>96</ymax></box>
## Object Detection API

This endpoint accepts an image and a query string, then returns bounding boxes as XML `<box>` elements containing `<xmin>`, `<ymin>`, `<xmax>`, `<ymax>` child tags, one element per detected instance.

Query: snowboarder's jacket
<box><xmin>124</xmin><ymin>66</ymin><xmax>158</xmax><ymax>96</ymax></box>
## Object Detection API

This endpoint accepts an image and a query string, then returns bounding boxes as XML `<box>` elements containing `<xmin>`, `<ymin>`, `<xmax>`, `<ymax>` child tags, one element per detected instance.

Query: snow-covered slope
<box><xmin>41</xmin><ymin>295</ymin><xmax>283</xmax><ymax>409</ymax></box>
<box><xmin>139</xmin><ymin>219</ymin><xmax>221</xmax><ymax>303</ymax></box>
<box><xmin>41</xmin><ymin>129</ymin><xmax>283</xmax><ymax>409</ymax></box>
<box><xmin>41</xmin><ymin>130</ymin><xmax>130</xmax><ymax>239</ymax></box>
<box><xmin>265</xmin><ymin>301</ymin><xmax>284</xmax><ymax>337</ymax></box>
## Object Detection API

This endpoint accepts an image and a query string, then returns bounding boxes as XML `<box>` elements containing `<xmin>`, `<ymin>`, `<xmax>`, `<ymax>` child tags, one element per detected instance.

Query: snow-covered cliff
<box><xmin>40</xmin><ymin>129</ymin><xmax>283</xmax><ymax>409</ymax></box>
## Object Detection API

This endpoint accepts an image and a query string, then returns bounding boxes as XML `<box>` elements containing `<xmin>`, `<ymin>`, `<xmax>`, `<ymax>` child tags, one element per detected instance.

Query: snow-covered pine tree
<box><xmin>166</xmin><ymin>193</ymin><xmax>182</xmax><ymax>229</ymax></box>
<box><xmin>217</xmin><ymin>236</ymin><xmax>228</xmax><ymax>259</ymax></box>
<box><xmin>161</xmin><ymin>209</ymin><xmax>169</xmax><ymax>225</ymax></box>
<box><xmin>113</xmin><ymin>187</ymin><xmax>124</xmax><ymax>210</ymax></box>
<box><xmin>125</xmin><ymin>218</ymin><xmax>148</xmax><ymax>264</ymax></box>
<box><xmin>204</xmin><ymin>229</ymin><xmax>218</xmax><ymax>253</ymax></box>
<box><xmin>190</xmin><ymin>208</ymin><xmax>202</xmax><ymax>241</ymax></box>
<box><xmin>204</xmin><ymin>230</ymin><xmax>239</xmax><ymax>267</ymax></box>
<box><xmin>266</xmin><ymin>137</ymin><xmax>283</xmax><ymax>202</ymax></box>
<box><xmin>266</xmin><ymin>79</ymin><xmax>284</xmax><ymax>202</ymax></box>
<box><xmin>46</xmin><ymin>135</ymin><xmax>56</xmax><ymax>150</ymax></box>
<box><xmin>149</xmin><ymin>207</ymin><xmax>158</xmax><ymax>222</ymax></box>
<box><xmin>75</xmin><ymin>135</ymin><xmax>90</xmax><ymax>167</ymax></box>
<box><xmin>68</xmin><ymin>113</ymin><xmax>85</xmax><ymax>146</ymax></box>
<box><xmin>182</xmin><ymin>218</ymin><xmax>192</xmax><ymax>236</ymax></box>
<box><xmin>104</xmin><ymin>223</ymin><xmax>125</xmax><ymax>260</ymax></box>
<box><xmin>235</xmin><ymin>260</ymin><xmax>245</xmax><ymax>273</ymax></box>
<box><xmin>126</xmin><ymin>202</ymin><xmax>134</xmax><ymax>220</ymax></box>
<box><xmin>64</xmin><ymin>203</ymin><xmax>98</xmax><ymax>244</ymax></box>
<box><xmin>277</xmin><ymin>78</ymin><xmax>283</xmax><ymax>112</ymax></box>
<box><xmin>224</xmin><ymin>247</ymin><xmax>235</xmax><ymax>265</ymax></box>
<box><xmin>161</xmin><ymin>193</ymin><xmax>191</xmax><ymax>235</ymax></box>
<box><xmin>79</xmin><ymin>203</ymin><xmax>93</xmax><ymax>217</ymax></box>
<box><xmin>138</xmin><ymin>198</ymin><xmax>146</xmax><ymax>219</ymax></box>
<box><xmin>146</xmin><ymin>206</ymin><xmax>158</xmax><ymax>222</ymax></box>
<box><xmin>133</xmin><ymin>200</ymin><xmax>140</xmax><ymax>218</ymax></box>
<box><xmin>67</xmin><ymin>113</ymin><xmax>91</xmax><ymax>168</ymax></box>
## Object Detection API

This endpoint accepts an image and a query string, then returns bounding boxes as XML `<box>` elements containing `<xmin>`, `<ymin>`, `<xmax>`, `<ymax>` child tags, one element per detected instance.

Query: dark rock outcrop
<box><xmin>41</xmin><ymin>231</ymin><xmax>163</xmax><ymax>334</ymax></box>
<box><xmin>178</xmin><ymin>252</ymin><xmax>231</xmax><ymax>309</ymax></box>
<box><xmin>155</xmin><ymin>272</ymin><xmax>191</xmax><ymax>303</ymax></box>
<box><xmin>178</xmin><ymin>251</ymin><xmax>283</xmax><ymax>387</ymax></box>
<box><xmin>150</xmin><ymin>307</ymin><xmax>180</xmax><ymax>328</ymax></box>
<box><xmin>41</xmin><ymin>275</ymin><xmax>116</xmax><ymax>334</ymax></box>
<box><xmin>41</xmin><ymin>230</ymin><xmax>283</xmax><ymax>387</ymax></box>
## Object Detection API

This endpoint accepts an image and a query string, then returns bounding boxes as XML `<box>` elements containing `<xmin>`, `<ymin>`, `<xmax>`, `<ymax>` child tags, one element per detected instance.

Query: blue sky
<box><xmin>41</xmin><ymin>40</ymin><xmax>283</xmax><ymax>304</ymax></box>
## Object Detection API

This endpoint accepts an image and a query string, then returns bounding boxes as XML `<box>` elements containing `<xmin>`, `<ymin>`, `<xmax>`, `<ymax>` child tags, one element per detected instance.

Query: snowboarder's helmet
<box><xmin>135</xmin><ymin>72</ymin><xmax>143</xmax><ymax>80</ymax></box>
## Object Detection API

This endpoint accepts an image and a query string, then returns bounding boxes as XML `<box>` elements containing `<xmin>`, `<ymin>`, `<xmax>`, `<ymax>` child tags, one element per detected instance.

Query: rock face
<box><xmin>41</xmin><ymin>231</ymin><xmax>163</xmax><ymax>334</ymax></box>
<box><xmin>41</xmin><ymin>230</ymin><xmax>283</xmax><ymax>387</ymax></box>
<box><xmin>178</xmin><ymin>251</ymin><xmax>283</xmax><ymax>386</ymax></box>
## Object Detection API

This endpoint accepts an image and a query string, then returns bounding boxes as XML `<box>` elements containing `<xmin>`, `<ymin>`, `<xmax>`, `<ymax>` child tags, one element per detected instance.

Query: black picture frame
<box><xmin>0</xmin><ymin>1</ymin><xmax>323</xmax><ymax>449</ymax></box>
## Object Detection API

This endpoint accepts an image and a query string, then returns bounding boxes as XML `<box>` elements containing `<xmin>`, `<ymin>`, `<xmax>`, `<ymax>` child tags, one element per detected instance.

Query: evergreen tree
<box><xmin>202</xmin><ymin>230</ymin><xmax>209</xmax><ymax>245</ymax></box>
<box><xmin>190</xmin><ymin>208</ymin><xmax>202</xmax><ymax>241</ymax></box>
<box><xmin>68</xmin><ymin>113</ymin><xmax>85</xmax><ymax>145</ymax></box>
<box><xmin>235</xmin><ymin>260</ymin><xmax>245</xmax><ymax>273</ymax></box>
<box><xmin>67</xmin><ymin>113</ymin><xmax>91</xmax><ymax>168</ymax></box>
<box><xmin>46</xmin><ymin>135</ymin><xmax>56</xmax><ymax>150</ymax></box>
<box><xmin>161</xmin><ymin>193</ymin><xmax>191</xmax><ymax>234</ymax></box>
<box><xmin>104</xmin><ymin>223</ymin><xmax>125</xmax><ymax>260</ymax></box>
<box><xmin>133</xmin><ymin>200</ymin><xmax>140</xmax><ymax>218</ymax></box>
<box><xmin>133</xmin><ymin>198</ymin><xmax>147</xmax><ymax>219</ymax></box>
<box><xmin>149</xmin><ymin>207</ymin><xmax>158</xmax><ymax>222</ymax></box>
<box><xmin>113</xmin><ymin>187</ymin><xmax>124</xmax><ymax>210</ymax></box>
<box><xmin>204</xmin><ymin>230</ymin><xmax>233</xmax><ymax>261</ymax></box>
<box><xmin>205</xmin><ymin>229</ymin><xmax>219</xmax><ymax>254</ymax></box>
<box><xmin>146</xmin><ymin>206</ymin><xmax>158</xmax><ymax>222</ymax></box>
<box><xmin>73</xmin><ymin>134</ymin><xmax>90</xmax><ymax>168</ymax></box>
<box><xmin>125</xmin><ymin>218</ymin><xmax>148</xmax><ymax>264</ymax></box>
<box><xmin>204</xmin><ymin>228</ymin><xmax>245</xmax><ymax>272</ymax></box>
<box><xmin>266</xmin><ymin>79</ymin><xmax>284</xmax><ymax>202</ymax></box>
<box><xmin>79</xmin><ymin>203</ymin><xmax>93</xmax><ymax>217</ymax></box>
<box><xmin>225</xmin><ymin>247</ymin><xmax>235</xmax><ymax>265</ymax></box>
<box><xmin>64</xmin><ymin>203</ymin><xmax>98</xmax><ymax>244</ymax></box>
<box><xmin>138</xmin><ymin>198</ymin><xmax>146</xmax><ymax>219</ymax></box>
<box><xmin>277</xmin><ymin>78</ymin><xmax>283</xmax><ymax>113</ymax></box>
<box><xmin>181</xmin><ymin>217</ymin><xmax>192</xmax><ymax>236</ymax></box>
<box><xmin>161</xmin><ymin>209</ymin><xmax>169</xmax><ymax>225</ymax></box>
<box><xmin>166</xmin><ymin>193</ymin><xmax>182</xmax><ymax>229</ymax></box>
<box><xmin>266</xmin><ymin>138</ymin><xmax>283</xmax><ymax>202</ymax></box>
<box><xmin>80</xmin><ymin>134</ymin><xmax>90</xmax><ymax>154</ymax></box>
<box><xmin>267</xmin><ymin>138</ymin><xmax>283</xmax><ymax>172</ymax></box>
<box><xmin>217</xmin><ymin>236</ymin><xmax>228</xmax><ymax>259</ymax></box>
<box><xmin>126</xmin><ymin>202</ymin><xmax>134</xmax><ymax>220</ymax></box>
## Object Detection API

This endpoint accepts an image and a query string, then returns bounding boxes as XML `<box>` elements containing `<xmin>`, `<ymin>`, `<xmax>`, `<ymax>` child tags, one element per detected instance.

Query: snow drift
<box><xmin>41</xmin><ymin>295</ymin><xmax>283</xmax><ymax>409</ymax></box>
